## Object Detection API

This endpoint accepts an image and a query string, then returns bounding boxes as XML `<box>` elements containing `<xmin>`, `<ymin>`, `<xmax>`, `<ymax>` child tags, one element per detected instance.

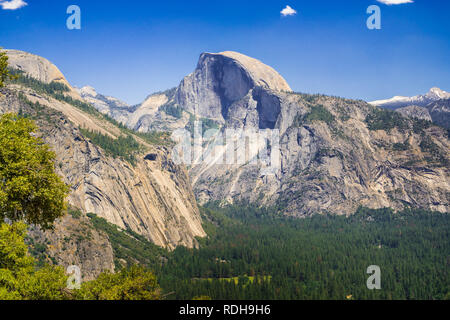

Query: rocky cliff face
<box><xmin>6</xmin><ymin>49</ymin><xmax>81</xmax><ymax>100</ymax></box>
<box><xmin>46</xmin><ymin>50</ymin><xmax>450</xmax><ymax>216</ymax></box>
<box><xmin>27</xmin><ymin>212</ymin><xmax>115</xmax><ymax>281</ymax></box>
<box><xmin>0</xmin><ymin>88</ymin><xmax>115</xmax><ymax>279</ymax></box>
<box><xmin>191</xmin><ymin>91</ymin><xmax>449</xmax><ymax>215</ymax></box>
<box><xmin>176</xmin><ymin>52</ymin><xmax>291</xmax><ymax>122</ymax></box>
<box><xmin>396</xmin><ymin>105</ymin><xmax>432</xmax><ymax>122</ymax></box>
<box><xmin>6</xmin><ymin>50</ymin><xmax>69</xmax><ymax>86</ymax></box>
<box><xmin>1</xmin><ymin>51</ymin><xmax>206</xmax><ymax>253</ymax></box>
<box><xmin>92</xmin><ymin>51</ymin><xmax>293</xmax><ymax>132</ymax></box>
<box><xmin>167</xmin><ymin>52</ymin><xmax>450</xmax><ymax>215</ymax></box>
<box><xmin>46</xmin><ymin>109</ymin><xmax>204</xmax><ymax>250</ymax></box>
<box><xmin>427</xmin><ymin>99</ymin><xmax>450</xmax><ymax>129</ymax></box>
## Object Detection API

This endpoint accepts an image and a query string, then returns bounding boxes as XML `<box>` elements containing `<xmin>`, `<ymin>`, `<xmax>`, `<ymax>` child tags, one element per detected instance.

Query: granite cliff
<box><xmin>96</xmin><ymin>51</ymin><xmax>449</xmax><ymax>215</ymax></box>
<box><xmin>1</xmin><ymin>50</ymin><xmax>206</xmax><ymax>277</ymax></box>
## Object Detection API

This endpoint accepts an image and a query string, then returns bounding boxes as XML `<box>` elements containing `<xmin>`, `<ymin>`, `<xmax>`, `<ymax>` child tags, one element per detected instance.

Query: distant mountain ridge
<box><xmin>76</xmin><ymin>85</ymin><xmax>130</xmax><ymax>114</ymax></box>
<box><xmin>370</xmin><ymin>88</ymin><xmax>450</xmax><ymax>129</ymax></box>
<box><xmin>370</xmin><ymin>87</ymin><xmax>450</xmax><ymax>110</ymax></box>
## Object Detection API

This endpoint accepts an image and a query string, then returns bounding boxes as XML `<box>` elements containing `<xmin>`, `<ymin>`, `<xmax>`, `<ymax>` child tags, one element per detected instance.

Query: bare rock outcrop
<box><xmin>396</xmin><ymin>105</ymin><xmax>432</xmax><ymax>122</ymax></box>
<box><xmin>12</xmin><ymin>49</ymin><xmax>447</xmax><ymax>219</ymax></box>
<box><xmin>6</xmin><ymin>49</ymin><xmax>69</xmax><ymax>85</ymax></box>
<box><xmin>28</xmin><ymin>213</ymin><xmax>115</xmax><ymax>281</ymax></box>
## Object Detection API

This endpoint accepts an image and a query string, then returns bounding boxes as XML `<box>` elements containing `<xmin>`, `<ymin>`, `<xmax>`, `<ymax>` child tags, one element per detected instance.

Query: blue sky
<box><xmin>0</xmin><ymin>0</ymin><xmax>449</xmax><ymax>105</ymax></box>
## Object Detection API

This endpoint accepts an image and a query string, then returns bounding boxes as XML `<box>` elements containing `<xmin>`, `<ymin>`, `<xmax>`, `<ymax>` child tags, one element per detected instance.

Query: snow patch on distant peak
<box><xmin>427</xmin><ymin>87</ymin><xmax>450</xmax><ymax>99</ymax></box>
<box><xmin>369</xmin><ymin>87</ymin><xmax>450</xmax><ymax>109</ymax></box>
<box><xmin>392</xmin><ymin>96</ymin><xmax>409</xmax><ymax>100</ymax></box>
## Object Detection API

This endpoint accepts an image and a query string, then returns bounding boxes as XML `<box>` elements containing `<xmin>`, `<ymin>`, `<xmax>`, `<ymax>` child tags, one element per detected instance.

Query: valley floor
<box><xmin>86</xmin><ymin>205</ymin><xmax>449</xmax><ymax>300</ymax></box>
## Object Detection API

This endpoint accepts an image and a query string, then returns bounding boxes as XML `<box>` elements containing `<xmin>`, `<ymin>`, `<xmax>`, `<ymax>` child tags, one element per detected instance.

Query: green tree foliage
<box><xmin>8</xmin><ymin>68</ymin><xmax>69</xmax><ymax>95</ymax></box>
<box><xmin>419</xmin><ymin>135</ymin><xmax>448</xmax><ymax>166</ymax></box>
<box><xmin>75</xmin><ymin>266</ymin><xmax>161</xmax><ymax>300</ymax></box>
<box><xmin>136</xmin><ymin>131</ymin><xmax>173</xmax><ymax>147</ymax></box>
<box><xmin>86</xmin><ymin>213</ymin><xmax>165</xmax><ymax>271</ymax></box>
<box><xmin>0</xmin><ymin>49</ymin><xmax>9</xmax><ymax>88</ymax></box>
<box><xmin>305</xmin><ymin>104</ymin><xmax>335</xmax><ymax>124</ymax></box>
<box><xmin>0</xmin><ymin>222</ymin><xmax>69</xmax><ymax>300</ymax></box>
<box><xmin>365</xmin><ymin>108</ymin><xmax>408</xmax><ymax>132</ymax></box>
<box><xmin>0</xmin><ymin>113</ymin><xmax>70</xmax><ymax>229</ymax></box>
<box><xmin>393</xmin><ymin>141</ymin><xmax>410</xmax><ymax>151</ymax></box>
<box><xmin>160</xmin><ymin>102</ymin><xmax>184</xmax><ymax>119</ymax></box>
<box><xmin>155</xmin><ymin>205</ymin><xmax>449</xmax><ymax>300</ymax></box>
<box><xmin>193</xmin><ymin>295</ymin><xmax>212</xmax><ymax>300</ymax></box>
<box><xmin>17</xmin><ymin>265</ymin><xmax>68</xmax><ymax>300</ymax></box>
<box><xmin>1</xmin><ymin>220</ymin><xmax>162</xmax><ymax>301</ymax></box>
<box><xmin>0</xmin><ymin>92</ymin><xmax>163</xmax><ymax>301</ymax></box>
<box><xmin>0</xmin><ymin>49</ymin><xmax>17</xmax><ymax>88</ymax></box>
<box><xmin>82</xmin><ymin>204</ymin><xmax>449</xmax><ymax>300</ymax></box>
<box><xmin>79</xmin><ymin>128</ymin><xmax>141</xmax><ymax>165</ymax></box>
<box><xmin>186</xmin><ymin>114</ymin><xmax>220</xmax><ymax>136</ymax></box>
<box><xmin>10</xmin><ymin>68</ymin><xmax>172</xmax><ymax>147</ymax></box>
<box><xmin>0</xmin><ymin>113</ymin><xmax>70</xmax><ymax>300</ymax></box>
<box><xmin>0</xmin><ymin>223</ymin><xmax>34</xmax><ymax>274</ymax></box>
<box><xmin>294</xmin><ymin>104</ymin><xmax>335</xmax><ymax>127</ymax></box>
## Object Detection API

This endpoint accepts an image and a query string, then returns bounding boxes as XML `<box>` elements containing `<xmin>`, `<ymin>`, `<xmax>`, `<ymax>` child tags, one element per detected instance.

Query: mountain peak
<box><xmin>370</xmin><ymin>87</ymin><xmax>450</xmax><ymax>109</ymax></box>
<box><xmin>201</xmin><ymin>51</ymin><xmax>292</xmax><ymax>92</ymax></box>
<box><xmin>427</xmin><ymin>87</ymin><xmax>449</xmax><ymax>99</ymax></box>
<box><xmin>429</xmin><ymin>87</ymin><xmax>443</xmax><ymax>93</ymax></box>
<box><xmin>175</xmin><ymin>51</ymin><xmax>292</xmax><ymax>121</ymax></box>
<box><xmin>76</xmin><ymin>85</ymin><xmax>129</xmax><ymax>115</ymax></box>
<box><xmin>79</xmin><ymin>85</ymin><xmax>98</xmax><ymax>97</ymax></box>
<box><xmin>6</xmin><ymin>49</ymin><xmax>70</xmax><ymax>87</ymax></box>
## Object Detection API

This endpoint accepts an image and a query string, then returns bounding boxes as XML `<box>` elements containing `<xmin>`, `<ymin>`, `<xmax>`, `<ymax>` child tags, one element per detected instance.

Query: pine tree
<box><xmin>0</xmin><ymin>48</ymin><xmax>17</xmax><ymax>88</ymax></box>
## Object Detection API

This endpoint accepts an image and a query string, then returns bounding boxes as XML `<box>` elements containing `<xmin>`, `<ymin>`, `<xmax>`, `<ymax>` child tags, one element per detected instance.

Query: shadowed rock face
<box><xmin>176</xmin><ymin>52</ymin><xmax>291</xmax><ymax>123</ymax></box>
<box><xmin>168</xmin><ymin>53</ymin><xmax>449</xmax><ymax>215</ymax></box>
<box><xmin>253</xmin><ymin>87</ymin><xmax>282</xmax><ymax>129</ymax></box>
<box><xmin>179</xmin><ymin>54</ymin><xmax>450</xmax><ymax>215</ymax></box>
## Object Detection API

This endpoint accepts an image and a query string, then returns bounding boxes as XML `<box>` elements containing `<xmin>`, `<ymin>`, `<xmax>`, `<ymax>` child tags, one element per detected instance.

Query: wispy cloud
<box><xmin>377</xmin><ymin>0</ymin><xmax>414</xmax><ymax>5</ymax></box>
<box><xmin>0</xmin><ymin>0</ymin><xmax>28</xmax><ymax>10</ymax></box>
<box><xmin>281</xmin><ymin>5</ymin><xmax>297</xmax><ymax>17</ymax></box>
